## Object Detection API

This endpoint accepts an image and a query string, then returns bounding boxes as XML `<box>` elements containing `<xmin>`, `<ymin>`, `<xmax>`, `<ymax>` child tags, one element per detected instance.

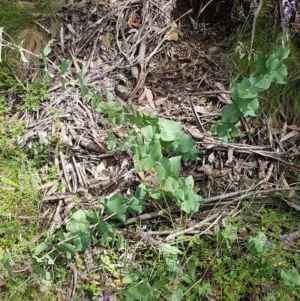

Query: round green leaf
<box><xmin>159</xmin><ymin>119</ymin><xmax>182</xmax><ymax>141</ymax></box>
<box><xmin>221</xmin><ymin>104</ymin><xmax>242</xmax><ymax>123</ymax></box>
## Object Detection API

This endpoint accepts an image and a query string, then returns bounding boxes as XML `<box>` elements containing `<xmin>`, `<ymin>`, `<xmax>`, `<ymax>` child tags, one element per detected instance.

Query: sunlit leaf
<box><xmin>33</xmin><ymin>242</ymin><xmax>53</xmax><ymax>256</ymax></box>
<box><xmin>238</xmin><ymin>97</ymin><xmax>259</xmax><ymax>116</ymax></box>
<box><xmin>168</xmin><ymin>156</ymin><xmax>182</xmax><ymax>176</ymax></box>
<box><xmin>66</xmin><ymin>210</ymin><xmax>92</xmax><ymax>251</ymax></box>
<box><xmin>281</xmin><ymin>267</ymin><xmax>300</xmax><ymax>287</ymax></box>
<box><xmin>159</xmin><ymin>119</ymin><xmax>182</xmax><ymax>141</ymax></box>
<box><xmin>43</xmin><ymin>39</ymin><xmax>55</xmax><ymax>56</ymax></box>
<box><xmin>171</xmin><ymin>289</ymin><xmax>183</xmax><ymax>301</ymax></box>
<box><xmin>59</xmin><ymin>59</ymin><xmax>71</xmax><ymax>74</ymax></box>
<box><xmin>162</xmin><ymin>243</ymin><xmax>182</xmax><ymax>255</ymax></box>
<box><xmin>178</xmin><ymin>134</ymin><xmax>195</xmax><ymax>153</ymax></box>
<box><xmin>100</xmin><ymin>194</ymin><xmax>128</xmax><ymax>224</ymax></box>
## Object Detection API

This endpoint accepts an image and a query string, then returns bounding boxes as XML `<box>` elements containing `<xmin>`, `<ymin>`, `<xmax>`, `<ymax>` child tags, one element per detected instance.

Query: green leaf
<box><xmin>140</xmin><ymin>156</ymin><xmax>156</xmax><ymax>170</ymax></box>
<box><xmin>174</xmin><ymin>188</ymin><xmax>185</xmax><ymax>201</ymax></box>
<box><xmin>266</xmin><ymin>54</ymin><xmax>280</xmax><ymax>71</ymax></box>
<box><xmin>61</xmin><ymin>77</ymin><xmax>67</xmax><ymax>91</ymax></box>
<box><xmin>70</xmin><ymin>232</ymin><xmax>92</xmax><ymax>252</ymax></box>
<box><xmin>33</xmin><ymin>242</ymin><xmax>53</xmax><ymax>256</ymax></box>
<box><xmin>100</xmin><ymin>194</ymin><xmax>128</xmax><ymax>224</ymax></box>
<box><xmin>181</xmin><ymin>175</ymin><xmax>194</xmax><ymax>194</ymax></box>
<box><xmin>126</xmin><ymin>281</ymin><xmax>152</xmax><ymax>300</ymax></box>
<box><xmin>96</xmin><ymin>219</ymin><xmax>115</xmax><ymax>243</ymax></box>
<box><xmin>155</xmin><ymin>159</ymin><xmax>169</xmax><ymax>178</ymax></box>
<box><xmin>85</xmin><ymin>210</ymin><xmax>100</xmax><ymax>223</ymax></box>
<box><xmin>66</xmin><ymin>210</ymin><xmax>92</xmax><ymax>251</ymax></box>
<box><xmin>2</xmin><ymin>253</ymin><xmax>13</xmax><ymax>277</ymax></box>
<box><xmin>1</xmin><ymin>253</ymin><xmax>17</xmax><ymax>284</ymax></box>
<box><xmin>231</xmin><ymin>84</ymin><xmax>244</xmax><ymax>102</ymax></box>
<box><xmin>135</xmin><ymin>133</ymin><xmax>145</xmax><ymax>146</ymax></box>
<box><xmin>141</xmin><ymin>125</ymin><xmax>155</xmax><ymax>141</ymax></box>
<box><xmin>56</xmin><ymin>243</ymin><xmax>75</xmax><ymax>259</ymax></box>
<box><xmin>275</xmin><ymin>45</ymin><xmax>290</xmax><ymax>60</ymax></box>
<box><xmin>135</xmin><ymin>145</ymin><xmax>147</xmax><ymax>160</ymax></box>
<box><xmin>128</xmin><ymin>196</ymin><xmax>145</xmax><ymax>214</ymax></box>
<box><xmin>238</xmin><ymin>97</ymin><xmax>259</xmax><ymax>116</ymax></box>
<box><xmin>236</xmin><ymin>78</ymin><xmax>258</xmax><ymax>99</ymax></box>
<box><xmin>221</xmin><ymin>224</ymin><xmax>237</xmax><ymax>245</ymax></box>
<box><xmin>107</xmin><ymin>131</ymin><xmax>117</xmax><ymax>151</ymax></box>
<box><xmin>159</xmin><ymin>119</ymin><xmax>182</xmax><ymax>141</ymax></box>
<box><xmin>268</xmin><ymin>64</ymin><xmax>287</xmax><ymax>84</ymax></box>
<box><xmin>46</xmin><ymin>255</ymin><xmax>55</xmax><ymax>265</ymax></box>
<box><xmin>43</xmin><ymin>39</ymin><xmax>55</xmax><ymax>56</ymax></box>
<box><xmin>162</xmin><ymin>243</ymin><xmax>183</xmax><ymax>255</ymax></box>
<box><xmin>162</xmin><ymin>176</ymin><xmax>179</xmax><ymax>193</ymax></box>
<box><xmin>168</xmin><ymin>156</ymin><xmax>182</xmax><ymax>176</ymax></box>
<box><xmin>68</xmin><ymin>209</ymin><xmax>87</xmax><ymax>224</ymax></box>
<box><xmin>171</xmin><ymin>289</ymin><xmax>184</xmax><ymax>301</ymax></box>
<box><xmin>221</xmin><ymin>104</ymin><xmax>242</xmax><ymax>123</ymax></box>
<box><xmin>254</xmin><ymin>55</ymin><xmax>268</xmax><ymax>76</ymax></box>
<box><xmin>180</xmin><ymin>194</ymin><xmax>201</xmax><ymax>213</ymax></box>
<box><xmin>148</xmin><ymin>140</ymin><xmax>162</xmax><ymax>161</ymax></box>
<box><xmin>248</xmin><ymin>232</ymin><xmax>269</xmax><ymax>254</ymax></box>
<box><xmin>149</xmin><ymin>188</ymin><xmax>163</xmax><ymax>200</ymax></box>
<box><xmin>254</xmin><ymin>75</ymin><xmax>271</xmax><ymax>91</ymax></box>
<box><xmin>178</xmin><ymin>134</ymin><xmax>196</xmax><ymax>153</ymax></box>
<box><xmin>80</xmin><ymin>64</ymin><xmax>88</xmax><ymax>80</ymax></box>
<box><xmin>59</xmin><ymin>59</ymin><xmax>71</xmax><ymax>75</ymax></box>
<box><xmin>281</xmin><ymin>267</ymin><xmax>300</xmax><ymax>287</ymax></box>
<box><xmin>181</xmin><ymin>147</ymin><xmax>201</xmax><ymax>162</ymax></box>
<box><xmin>135</xmin><ymin>184</ymin><xmax>148</xmax><ymax>200</ymax></box>
<box><xmin>80</xmin><ymin>85</ymin><xmax>89</xmax><ymax>99</ymax></box>
<box><xmin>217</xmin><ymin>122</ymin><xmax>238</xmax><ymax>139</ymax></box>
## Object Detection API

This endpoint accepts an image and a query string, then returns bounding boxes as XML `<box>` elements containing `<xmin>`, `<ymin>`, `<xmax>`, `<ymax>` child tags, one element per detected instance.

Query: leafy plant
<box><xmin>281</xmin><ymin>267</ymin><xmax>300</xmax><ymax>288</ymax></box>
<box><xmin>221</xmin><ymin>224</ymin><xmax>237</xmax><ymax>249</ymax></box>
<box><xmin>218</xmin><ymin>32</ymin><xmax>290</xmax><ymax>140</ymax></box>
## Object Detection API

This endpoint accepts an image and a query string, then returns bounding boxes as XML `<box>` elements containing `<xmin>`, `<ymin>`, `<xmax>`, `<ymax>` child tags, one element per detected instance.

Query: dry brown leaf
<box><xmin>99</xmin><ymin>35</ymin><xmax>112</xmax><ymax>48</ymax></box>
<box><xmin>138</xmin><ymin>89</ymin><xmax>146</xmax><ymax>104</ymax></box>
<box><xmin>138</xmin><ymin>87</ymin><xmax>155</xmax><ymax>108</ymax></box>
<box><xmin>188</xmin><ymin>127</ymin><xmax>204</xmax><ymax>140</ymax></box>
<box><xmin>214</xmin><ymin>82</ymin><xmax>231</xmax><ymax>104</ymax></box>
<box><xmin>127</xmin><ymin>14</ymin><xmax>140</xmax><ymax>28</ymax></box>
<box><xmin>145</xmin><ymin>87</ymin><xmax>155</xmax><ymax>109</ymax></box>
<box><xmin>0</xmin><ymin>279</ymin><xmax>7</xmax><ymax>288</ymax></box>
<box><xmin>154</xmin><ymin>96</ymin><xmax>168</xmax><ymax>106</ymax></box>
<box><xmin>90</xmin><ymin>57</ymin><xmax>105</xmax><ymax>68</ymax></box>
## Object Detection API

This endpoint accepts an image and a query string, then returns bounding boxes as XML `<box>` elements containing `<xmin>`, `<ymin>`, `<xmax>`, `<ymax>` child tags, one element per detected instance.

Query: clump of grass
<box><xmin>0</xmin><ymin>0</ymin><xmax>63</xmax><ymax>78</ymax></box>
<box><xmin>0</xmin><ymin>76</ymin><xmax>65</xmax><ymax>300</ymax></box>
<box><xmin>0</xmin><ymin>0</ymin><xmax>62</xmax><ymax>38</ymax></box>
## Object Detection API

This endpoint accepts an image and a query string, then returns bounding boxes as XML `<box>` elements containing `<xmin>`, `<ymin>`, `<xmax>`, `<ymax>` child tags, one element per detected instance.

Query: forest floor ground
<box><xmin>0</xmin><ymin>0</ymin><xmax>300</xmax><ymax>300</ymax></box>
